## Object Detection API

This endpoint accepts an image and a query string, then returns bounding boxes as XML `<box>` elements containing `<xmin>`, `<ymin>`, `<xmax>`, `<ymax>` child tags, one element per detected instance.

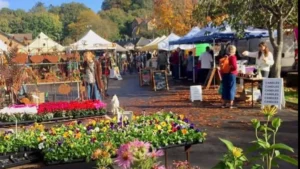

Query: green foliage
<box><xmin>214</xmin><ymin>106</ymin><xmax>298</xmax><ymax>169</ymax></box>
<box><xmin>22</xmin><ymin>13</ymin><xmax>63</xmax><ymax>41</ymax></box>
<box><xmin>193</xmin><ymin>0</ymin><xmax>298</xmax><ymax>77</ymax></box>
<box><xmin>0</xmin><ymin>0</ymin><xmax>155</xmax><ymax>44</ymax></box>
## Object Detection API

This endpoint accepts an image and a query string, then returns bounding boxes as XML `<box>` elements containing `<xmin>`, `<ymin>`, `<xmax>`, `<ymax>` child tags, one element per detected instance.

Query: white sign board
<box><xmin>190</xmin><ymin>85</ymin><xmax>202</xmax><ymax>102</ymax></box>
<box><xmin>262</xmin><ymin>78</ymin><xmax>285</xmax><ymax>109</ymax></box>
<box><xmin>117</xmin><ymin>111</ymin><xmax>133</xmax><ymax>123</ymax></box>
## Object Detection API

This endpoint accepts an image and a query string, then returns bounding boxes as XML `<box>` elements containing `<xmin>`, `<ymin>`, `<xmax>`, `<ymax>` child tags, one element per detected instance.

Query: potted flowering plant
<box><xmin>91</xmin><ymin>142</ymin><xmax>117</xmax><ymax>169</ymax></box>
<box><xmin>115</xmin><ymin>140</ymin><xmax>165</xmax><ymax>169</ymax></box>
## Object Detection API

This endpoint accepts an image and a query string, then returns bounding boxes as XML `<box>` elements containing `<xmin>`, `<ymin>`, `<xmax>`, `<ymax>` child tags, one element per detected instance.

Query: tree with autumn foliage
<box><xmin>68</xmin><ymin>10</ymin><xmax>119</xmax><ymax>41</ymax></box>
<box><xmin>153</xmin><ymin>0</ymin><xmax>198</xmax><ymax>36</ymax></box>
<box><xmin>193</xmin><ymin>0</ymin><xmax>298</xmax><ymax>77</ymax></box>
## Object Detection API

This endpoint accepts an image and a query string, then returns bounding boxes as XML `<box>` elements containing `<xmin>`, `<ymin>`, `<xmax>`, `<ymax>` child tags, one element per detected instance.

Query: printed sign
<box><xmin>190</xmin><ymin>85</ymin><xmax>202</xmax><ymax>102</ymax></box>
<box><xmin>262</xmin><ymin>78</ymin><xmax>285</xmax><ymax>109</ymax></box>
<box><xmin>152</xmin><ymin>70</ymin><xmax>169</xmax><ymax>91</ymax></box>
<box><xmin>139</xmin><ymin>69</ymin><xmax>151</xmax><ymax>86</ymax></box>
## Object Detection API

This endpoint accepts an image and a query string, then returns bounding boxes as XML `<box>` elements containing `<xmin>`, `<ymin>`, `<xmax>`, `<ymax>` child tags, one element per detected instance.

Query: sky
<box><xmin>0</xmin><ymin>0</ymin><xmax>104</xmax><ymax>12</ymax></box>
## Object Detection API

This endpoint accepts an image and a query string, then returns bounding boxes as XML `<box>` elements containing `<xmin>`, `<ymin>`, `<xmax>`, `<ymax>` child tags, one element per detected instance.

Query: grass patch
<box><xmin>285</xmin><ymin>88</ymin><xmax>298</xmax><ymax>104</ymax></box>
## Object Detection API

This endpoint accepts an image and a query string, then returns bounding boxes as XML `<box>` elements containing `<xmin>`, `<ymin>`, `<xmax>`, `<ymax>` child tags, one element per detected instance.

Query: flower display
<box><xmin>0</xmin><ymin>100</ymin><xmax>106</xmax><ymax>123</ymax></box>
<box><xmin>0</xmin><ymin>112</ymin><xmax>206</xmax><ymax>164</ymax></box>
<box><xmin>38</xmin><ymin>100</ymin><xmax>106</xmax><ymax>114</ymax></box>
<box><xmin>115</xmin><ymin>140</ymin><xmax>164</xmax><ymax>169</ymax></box>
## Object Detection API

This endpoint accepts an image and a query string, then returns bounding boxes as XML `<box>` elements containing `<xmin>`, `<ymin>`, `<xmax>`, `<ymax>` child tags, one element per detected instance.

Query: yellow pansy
<box><xmin>70</xmin><ymin>144</ymin><xmax>74</xmax><ymax>148</ymax></box>
<box><xmin>168</xmin><ymin>124</ymin><xmax>172</xmax><ymax>130</ymax></box>
<box><xmin>203</xmin><ymin>132</ymin><xmax>207</xmax><ymax>137</ymax></box>
<box><xmin>112</xmin><ymin>116</ymin><xmax>117</xmax><ymax>122</ymax></box>
<box><xmin>68</xmin><ymin>130</ymin><xmax>73</xmax><ymax>135</ymax></box>
<box><xmin>232</xmin><ymin>147</ymin><xmax>243</xmax><ymax>158</ymax></box>
<box><xmin>160</xmin><ymin>122</ymin><xmax>167</xmax><ymax>127</ymax></box>
<box><xmin>181</xmin><ymin>129</ymin><xmax>188</xmax><ymax>135</ymax></box>
<box><xmin>75</xmin><ymin>133</ymin><xmax>82</xmax><ymax>139</ymax></box>
<box><xmin>63</xmin><ymin>132</ymin><xmax>69</xmax><ymax>138</ymax></box>
<box><xmin>155</xmin><ymin>125</ymin><xmax>162</xmax><ymax>130</ymax></box>
<box><xmin>101</xmin><ymin>127</ymin><xmax>107</xmax><ymax>132</ymax></box>
<box><xmin>179</xmin><ymin>114</ymin><xmax>184</xmax><ymax>120</ymax></box>
<box><xmin>56</xmin><ymin>128</ymin><xmax>61</xmax><ymax>132</ymax></box>
<box><xmin>91</xmin><ymin>120</ymin><xmax>96</xmax><ymax>126</ymax></box>
<box><xmin>4</xmin><ymin>135</ymin><xmax>10</xmax><ymax>140</ymax></box>
<box><xmin>105</xmin><ymin>120</ymin><xmax>110</xmax><ymax>124</ymax></box>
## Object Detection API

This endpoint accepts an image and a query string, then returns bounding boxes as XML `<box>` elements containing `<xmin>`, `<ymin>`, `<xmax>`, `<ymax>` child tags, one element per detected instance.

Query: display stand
<box><xmin>204</xmin><ymin>68</ymin><xmax>222</xmax><ymax>90</ymax></box>
<box><xmin>139</xmin><ymin>68</ymin><xmax>152</xmax><ymax>86</ymax></box>
<box><xmin>152</xmin><ymin>70</ymin><xmax>169</xmax><ymax>91</ymax></box>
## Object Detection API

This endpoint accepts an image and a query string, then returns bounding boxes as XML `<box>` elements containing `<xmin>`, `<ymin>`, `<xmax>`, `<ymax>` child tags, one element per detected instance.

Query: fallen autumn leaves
<box><xmin>118</xmin><ymin>88</ymin><xmax>266</xmax><ymax>128</ymax></box>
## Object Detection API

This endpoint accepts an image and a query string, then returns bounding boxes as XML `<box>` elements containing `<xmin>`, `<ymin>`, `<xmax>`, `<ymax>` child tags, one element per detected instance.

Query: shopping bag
<box><xmin>218</xmin><ymin>82</ymin><xmax>223</xmax><ymax>95</ymax></box>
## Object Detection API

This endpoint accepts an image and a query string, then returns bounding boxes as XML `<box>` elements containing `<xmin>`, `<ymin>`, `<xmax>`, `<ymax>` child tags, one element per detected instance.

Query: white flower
<box><xmin>38</xmin><ymin>143</ymin><xmax>44</xmax><ymax>150</ymax></box>
<box><xmin>94</xmin><ymin>127</ymin><xmax>100</xmax><ymax>132</ymax></box>
<box><xmin>42</xmin><ymin>136</ymin><xmax>46</xmax><ymax>140</ymax></box>
<box><xmin>83</xmin><ymin>127</ymin><xmax>87</xmax><ymax>130</ymax></box>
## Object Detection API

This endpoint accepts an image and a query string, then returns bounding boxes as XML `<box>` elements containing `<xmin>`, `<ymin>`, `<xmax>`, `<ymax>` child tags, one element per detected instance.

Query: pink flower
<box><xmin>115</xmin><ymin>144</ymin><xmax>133</xmax><ymax>169</ymax></box>
<box><xmin>129</xmin><ymin>139</ymin><xmax>151</xmax><ymax>150</ymax></box>
<box><xmin>148</xmin><ymin>149</ymin><xmax>164</xmax><ymax>158</ymax></box>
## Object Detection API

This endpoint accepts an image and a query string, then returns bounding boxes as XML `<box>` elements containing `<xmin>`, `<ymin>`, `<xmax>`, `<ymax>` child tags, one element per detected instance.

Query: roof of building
<box><xmin>9</xmin><ymin>33</ymin><xmax>33</xmax><ymax>42</ymax></box>
<box><xmin>0</xmin><ymin>31</ymin><xmax>27</xmax><ymax>46</ymax></box>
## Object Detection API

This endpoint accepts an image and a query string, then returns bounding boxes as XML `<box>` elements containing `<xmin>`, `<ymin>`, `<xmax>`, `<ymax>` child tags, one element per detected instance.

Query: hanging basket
<box><xmin>30</xmin><ymin>55</ymin><xmax>44</xmax><ymax>63</ymax></box>
<box><xmin>58</xmin><ymin>83</ymin><xmax>71</xmax><ymax>95</ymax></box>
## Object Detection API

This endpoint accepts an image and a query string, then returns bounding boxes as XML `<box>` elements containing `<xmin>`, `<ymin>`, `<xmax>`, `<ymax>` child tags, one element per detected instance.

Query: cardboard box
<box><xmin>30</xmin><ymin>92</ymin><xmax>45</xmax><ymax>104</ymax></box>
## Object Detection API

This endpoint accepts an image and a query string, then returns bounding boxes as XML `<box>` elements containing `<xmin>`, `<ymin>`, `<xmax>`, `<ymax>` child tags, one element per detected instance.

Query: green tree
<box><xmin>0</xmin><ymin>18</ymin><xmax>11</xmax><ymax>33</ymax></box>
<box><xmin>30</xmin><ymin>2</ymin><xmax>47</xmax><ymax>13</ymax></box>
<box><xmin>48</xmin><ymin>2</ymin><xmax>90</xmax><ymax>42</ymax></box>
<box><xmin>193</xmin><ymin>0</ymin><xmax>298</xmax><ymax>77</ymax></box>
<box><xmin>102</xmin><ymin>0</ymin><xmax>132</xmax><ymax>11</ymax></box>
<box><xmin>68</xmin><ymin>10</ymin><xmax>120</xmax><ymax>41</ymax></box>
<box><xmin>23</xmin><ymin>13</ymin><xmax>63</xmax><ymax>41</ymax></box>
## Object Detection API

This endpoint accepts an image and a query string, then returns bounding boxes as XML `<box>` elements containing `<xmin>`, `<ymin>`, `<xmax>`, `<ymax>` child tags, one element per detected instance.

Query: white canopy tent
<box><xmin>140</xmin><ymin>35</ymin><xmax>167</xmax><ymax>51</ymax></box>
<box><xmin>70</xmin><ymin>30</ymin><xmax>116</xmax><ymax>51</ymax></box>
<box><xmin>158</xmin><ymin>33</ymin><xmax>195</xmax><ymax>51</ymax></box>
<box><xmin>0</xmin><ymin>40</ymin><xmax>7</xmax><ymax>52</ymax></box>
<box><xmin>116</xmin><ymin>44</ymin><xmax>128</xmax><ymax>52</ymax></box>
<box><xmin>21</xmin><ymin>32</ymin><xmax>65</xmax><ymax>54</ymax></box>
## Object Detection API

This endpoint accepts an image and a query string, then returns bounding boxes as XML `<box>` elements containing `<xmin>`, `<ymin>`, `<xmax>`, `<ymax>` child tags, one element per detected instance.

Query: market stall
<box><xmin>20</xmin><ymin>32</ymin><xmax>65</xmax><ymax>54</ymax></box>
<box><xmin>70</xmin><ymin>30</ymin><xmax>122</xmax><ymax>81</ymax></box>
<box><xmin>140</xmin><ymin>35</ymin><xmax>167</xmax><ymax>51</ymax></box>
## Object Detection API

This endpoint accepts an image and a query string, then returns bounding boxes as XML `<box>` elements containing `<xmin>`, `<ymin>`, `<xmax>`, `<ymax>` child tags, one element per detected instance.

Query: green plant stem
<box><xmin>265</xmin><ymin>117</ymin><xmax>270</xmax><ymax>169</ymax></box>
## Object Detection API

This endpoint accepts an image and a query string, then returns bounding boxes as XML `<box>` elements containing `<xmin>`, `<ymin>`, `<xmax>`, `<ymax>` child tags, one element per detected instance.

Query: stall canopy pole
<box><xmin>193</xmin><ymin>43</ymin><xmax>195</xmax><ymax>83</ymax></box>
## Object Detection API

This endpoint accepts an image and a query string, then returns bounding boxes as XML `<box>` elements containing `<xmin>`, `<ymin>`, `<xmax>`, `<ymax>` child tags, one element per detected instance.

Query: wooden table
<box><xmin>237</xmin><ymin>76</ymin><xmax>263</xmax><ymax>108</ymax></box>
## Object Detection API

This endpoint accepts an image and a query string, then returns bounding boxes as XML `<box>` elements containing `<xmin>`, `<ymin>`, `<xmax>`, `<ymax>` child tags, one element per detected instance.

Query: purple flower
<box><xmin>57</xmin><ymin>140</ymin><xmax>63</xmax><ymax>146</ymax></box>
<box><xmin>117</xmin><ymin>122</ymin><xmax>122</xmax><ymax>126</ymax></box>
<box><xmin>184</xmin><ymin>118</ymin><xmax>189</xmax><ymax>123</ymax></box>
<box><xmin>196</xmin><ymin>129</ymin><xmax>200</xmax><ymax>132</ymax></box>
<box><xmin>77</xmin><ymin>120</ymin><xmax>82</xmax><ymax>125</ymax></box>
<box><xmin>87</xmin><ymin>130</ymin><xmax>92</xmax><ymax>135</ymax></box>
<box><xmin>177</xmin><ymin>125</ymin><xmax>182</xmax><ymax>130</ymax></box>
<box><xmin>190</xmin><ymin>124</ymin><xmax>194</xmax><ymax>129</ymax></box>
<box><xmin>87</xmin><ymin>125</ymin><xmax>94</xmax><ymax>131</ymax></box>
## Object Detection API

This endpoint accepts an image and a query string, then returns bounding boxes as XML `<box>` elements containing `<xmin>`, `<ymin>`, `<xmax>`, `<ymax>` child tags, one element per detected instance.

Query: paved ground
<box><xmin>8</xmin><ymin>72</ymin><xmax>298</xmax><ymax>169</ymax></box>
